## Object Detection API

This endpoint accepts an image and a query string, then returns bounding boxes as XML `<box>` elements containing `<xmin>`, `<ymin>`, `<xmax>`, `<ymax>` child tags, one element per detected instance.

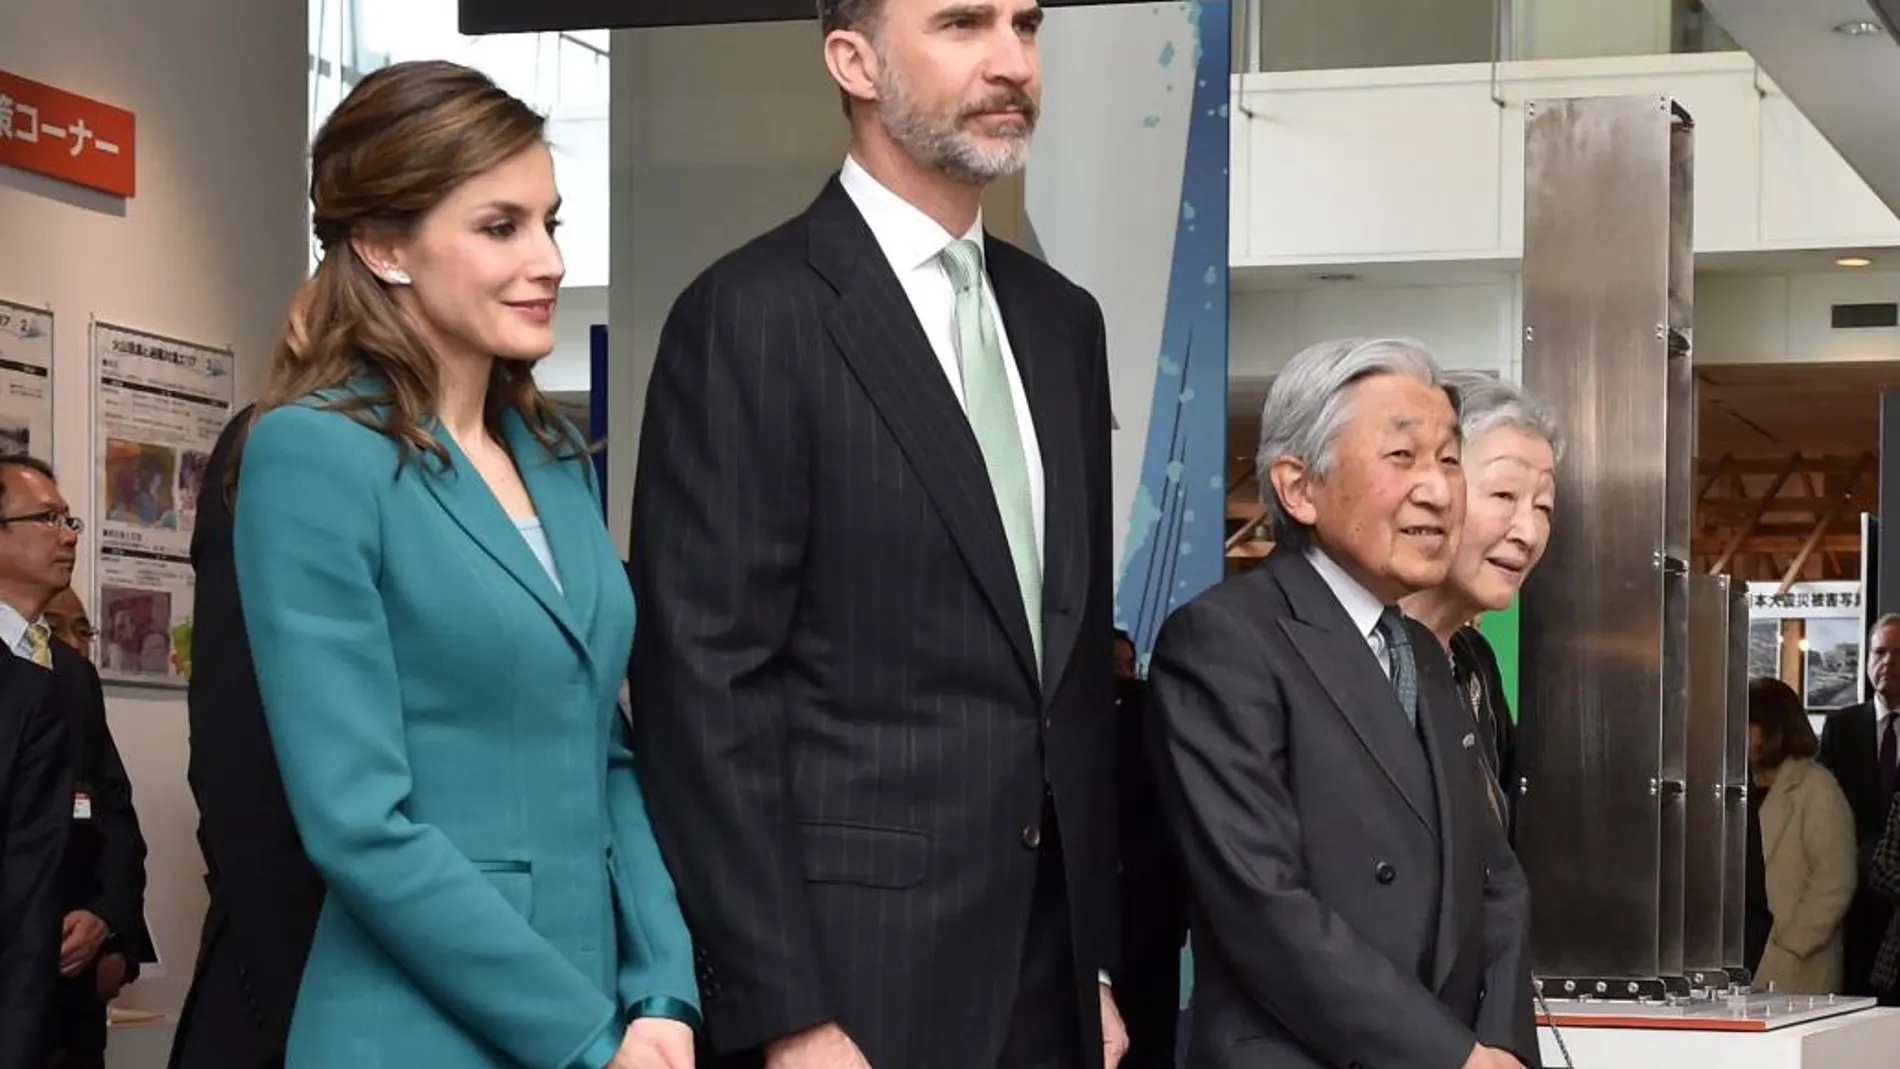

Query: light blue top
<box><xmin>233</xmin><ymin>399</ymin><xmax>697</xmax><ymax>1069</ymax></box>
<box><xmin>516</xmin><ymin>516</ymin><xmax>563</xmax><ymax>593</ymax></box>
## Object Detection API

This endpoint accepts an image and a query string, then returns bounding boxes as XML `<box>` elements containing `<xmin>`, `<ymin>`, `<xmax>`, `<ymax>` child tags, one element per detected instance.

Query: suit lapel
<box><xmin>419</xmin><ymin>414</ymin><xmax>592</xmax><ymax>670</ymax></box>
<box><xmin>806</xmin><ymin>179</ymin><xmax>1039</xmax><ymax>687</ymax></box>
<box><xmin>986</xmin><ymin>240</ymin><xmax>1086</xmax><ymax>700</ymax></box>
<box><xmin>505</xmin><ymin>415</ymin><xmax>601</xmax><ymax>669</ymax></box>
<box><xmin>1416</xmin><ymin>634</ymin><xmax>1483</xmax><ymax>989</ymax></box>
<box><xmin>1272</xmin><ymin>551</ymin><xmax>1436</xmax><ymax>831</ymax></box>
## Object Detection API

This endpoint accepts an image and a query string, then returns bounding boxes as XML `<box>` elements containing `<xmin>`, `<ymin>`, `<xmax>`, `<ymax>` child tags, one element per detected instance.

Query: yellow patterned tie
<box><xmin>25</xmin><ymin>621</ymin><xmax>52</xmax><ymax>668</ymax></box>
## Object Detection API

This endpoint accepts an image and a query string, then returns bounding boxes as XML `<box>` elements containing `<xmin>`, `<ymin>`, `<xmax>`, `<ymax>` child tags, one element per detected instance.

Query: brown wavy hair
<box><xmin>236</xmin><ymin>60</ymin><xmax>582</xmax><ymax>483</ymax></box>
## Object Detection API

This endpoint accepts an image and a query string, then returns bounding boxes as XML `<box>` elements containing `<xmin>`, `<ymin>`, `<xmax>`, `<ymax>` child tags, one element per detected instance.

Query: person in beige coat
<box><xmin>1750</xmin><ymin>677</ymin><xmax>1859</xmax><ymax>994</ymax></box>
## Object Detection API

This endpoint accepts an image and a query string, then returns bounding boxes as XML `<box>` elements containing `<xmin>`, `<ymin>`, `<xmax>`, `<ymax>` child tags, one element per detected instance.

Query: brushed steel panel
<box><xmin>1519</xmin><ymin>95</ymin><xmax>1681</xmax><ymax>982</ymax></box>
<box><xmin>1663</xmin><ymin>115</ymin><xmax>1695</xmax><ymax>565</ymax></box>
<box><xmin>1658</xmin><ymin>568</ymin><xmax>1689</xmax><ymax>981</ymax></box>
<box><xmin>1723</xmin><ymin>582</ymin><xmax>1750</xmax><ymax>976</ymax></box>
<box><xmin>1683</xmin><ymin>573</ymin><xmax>1730</xmax><ymax>979</ymax></box>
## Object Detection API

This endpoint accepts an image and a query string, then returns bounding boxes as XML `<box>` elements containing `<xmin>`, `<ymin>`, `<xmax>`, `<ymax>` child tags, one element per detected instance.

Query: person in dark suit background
<box><xmin>1147</xmin><ymin>338</ymin><xmax>1538</xmax><ymax>1069</ymax></box>
<box><xmin>37</xmin><ymin>586</ymin><xmax>150</xmax><ymax>1069</ymax></box>
<box><xmin>628</xmin><ymin>2</ymin><xmax>1123</xmax><ymax>1067</ymax></box>
<box><xmin>1816</xmin><ymin>612</ymin><xmax>1900</xmax><ymax>999</ymax></box>
<box><xmin>1110</xmin><ymin>630</ymin><xmax>1185</xmax><ymax>1069</ymax></box>
<box><xmin>0</xmin><ymin>456</ymin><xmax>76</xmax><ymax>1069</ymax></box>
<box><xmin>166</xmin><ymin>404</ymin><xmax>325</xmax><ymax>1069</ymax></box>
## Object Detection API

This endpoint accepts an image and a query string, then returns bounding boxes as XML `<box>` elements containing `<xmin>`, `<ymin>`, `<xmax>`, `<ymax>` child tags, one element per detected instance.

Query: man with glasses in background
<box><xmin>42</xmin><ymin>591</ymin><xmax>97</xmax><ymax>662</ymax></box>
<box><xmin>0</xmin><ymin>455</ymin><xmax>80</xmax><ymax>1068</ymax></box>
<box><xmin>0</xmin><ymin>456</ymin><xmax>150</xmax><ymax>1069</ymax></box>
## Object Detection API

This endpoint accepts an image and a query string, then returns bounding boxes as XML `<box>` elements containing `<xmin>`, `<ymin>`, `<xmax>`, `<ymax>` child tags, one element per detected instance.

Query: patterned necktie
<box><xmin>939</xmin><ymin>238</ymin><xmax>1042</xmax><ymax>671</ymax></box>
<box><xmin>1377</xmin><ymin>606</ymin><xmax>1417</xmax><ymax>726</ymax></box>
<box><xmin>25</xmin><ymin>621</ymin><xmax>52</xmax><ymax>668</ymax></box>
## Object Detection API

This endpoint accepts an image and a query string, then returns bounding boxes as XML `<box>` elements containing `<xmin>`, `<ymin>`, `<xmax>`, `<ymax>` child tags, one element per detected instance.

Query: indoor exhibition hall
<box><xmin>4</xmin><ymin>1</ymin><xmax>1900</xmax><ymax>1068</ymax></box>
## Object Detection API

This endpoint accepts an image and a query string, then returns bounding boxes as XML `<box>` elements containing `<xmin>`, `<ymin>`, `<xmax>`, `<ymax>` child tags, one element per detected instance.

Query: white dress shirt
<box><xmin>837</xmin><ymin>156</ymin><xmax>1046</xmax><ymax>559</ymax></box>
<box><xmin>0</xmin><ymin>600</ymin><xmax>43</xmax><ymax>662</ymax></box>
<box><xmin>1304</xmin><ymin>545</ymin><xmax>1397</xmax><ymax>679</ymax></box>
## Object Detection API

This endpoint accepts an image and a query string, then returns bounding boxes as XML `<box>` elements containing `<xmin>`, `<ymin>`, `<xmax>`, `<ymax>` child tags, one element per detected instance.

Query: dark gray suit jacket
<box><xmin>628</xmin><ymin>176</ymin><xmax>1118</xmax><ymax>1069</ymax></box>
<box><xmin>1148</xmin><ymin>548</ymin><xmax>1538</xmax><ymax>1069</ymax></box>
<box><xmin>0</xmin><ymin>649</ymin><xmax>69</xmax><ymax>1069</ymax></box>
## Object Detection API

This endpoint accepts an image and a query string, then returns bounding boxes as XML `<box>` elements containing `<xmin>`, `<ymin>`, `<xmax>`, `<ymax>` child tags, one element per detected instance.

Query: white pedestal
<box><xmin>1538</xmin><ymin>1006</ymin><xmax>1900</xmax><ymax>1068</ymax></box>
<box><xmin>105</xmin><ymin>1013</ymin><xmax>175</xmax><ymax>1069</ymax></box>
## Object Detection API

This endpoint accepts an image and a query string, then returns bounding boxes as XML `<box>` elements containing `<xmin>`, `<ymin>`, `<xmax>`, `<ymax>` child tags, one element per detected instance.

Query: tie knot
<box><xmin>25</xmin><ymin>621</ymin><xmax>51</xmax><ymax>667</ymax></box>
<box><xmin>1377</xmin><ymin>606</ymin><xmax>1411</xmax><ymax>650</ymax></box>
<box><xmin>939</xmin><ymin>239</ymin><xmax>984</xmax><ymax>293</ymax></box>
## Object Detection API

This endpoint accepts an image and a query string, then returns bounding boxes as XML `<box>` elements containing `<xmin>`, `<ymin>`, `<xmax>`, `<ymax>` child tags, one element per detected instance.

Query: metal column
<box><xmin>1518</xmin><ymin>95</ymin><xmax>1697</xmax><ymax>999</ymax></box>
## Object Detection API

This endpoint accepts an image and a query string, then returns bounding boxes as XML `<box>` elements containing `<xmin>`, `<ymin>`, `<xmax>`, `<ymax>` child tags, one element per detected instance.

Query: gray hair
<box><xmin>1870</xmin><ymin>613</ymin><xmax>1900</xmax><ymax>642</ymax></box>
<box><xmin>1441</xmin><ymin>370</ymin><xmax>1564</xmax><ymax>462</ymax></box>
<box><xmin>1256</xmin><ymin>337</ymin><xmax>1449</xmax><ymax>541</ymax></box>
<box><xmin>816</xmin><ymin>0</ymin><xmax>884</xmax><ymax>33</ymax></box>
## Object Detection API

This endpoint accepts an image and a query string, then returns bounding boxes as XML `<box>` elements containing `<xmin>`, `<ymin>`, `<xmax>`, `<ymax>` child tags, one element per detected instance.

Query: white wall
<box><xmin>1231</xmin><ymin>278</ymin><xmax>1521</xmax><ymax>379</ymax></box>
<box><xmin>1232</xmin><ymin>53</ymin><xmax>1900</xmax><ymax>267</ymax></box>
<box><xmin>0</xmin><ymin>0</ymin><xmax>306</xmax><ymax>1021</ymax></box>
<box><xmin>1231</xmin><ymin>265</ymin><xmax>1900</xmax><ymax>381</ymax></box>
<box><xmin>1698</xmin><ymin>268</ymin><xmax>1900</xmax><ymax>364</ymax></box>
<box><xmin>548</xmin><ymin>107</ymin><xmax>611</xmax><ymax>288</ymax></box>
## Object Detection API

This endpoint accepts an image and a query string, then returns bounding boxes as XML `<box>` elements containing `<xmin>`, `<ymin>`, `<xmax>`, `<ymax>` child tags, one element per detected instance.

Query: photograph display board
<box><xmin>90</xmin><ymin>320</ymin><xmax>232</xmax><ymax>688</ymax></box>
<box><xmin>0</xmin><ymin>298</ymin><xmax>56</xmax><ymax>465</ymax></box>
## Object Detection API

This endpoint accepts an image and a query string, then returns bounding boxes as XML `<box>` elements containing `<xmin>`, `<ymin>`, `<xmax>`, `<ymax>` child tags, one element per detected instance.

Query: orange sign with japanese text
<box><xmin>0</xmin><ymin>70</ymin><xmax>136</xmax><ymax>198</ymax></box>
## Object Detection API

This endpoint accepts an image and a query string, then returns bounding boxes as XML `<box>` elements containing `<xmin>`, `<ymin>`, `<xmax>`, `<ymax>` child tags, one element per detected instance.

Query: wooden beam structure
<box><xmin>1695</xmin><ymin>451</ymin><xmax>1877</xmax><ymax>583</ymax></box>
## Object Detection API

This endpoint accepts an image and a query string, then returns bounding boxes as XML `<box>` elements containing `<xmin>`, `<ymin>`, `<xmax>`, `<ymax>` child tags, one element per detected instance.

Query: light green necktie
<box><xmin>940</xmin><ymin>238</ymin><xmax>1041</xmax><ymax>671</ymax></box>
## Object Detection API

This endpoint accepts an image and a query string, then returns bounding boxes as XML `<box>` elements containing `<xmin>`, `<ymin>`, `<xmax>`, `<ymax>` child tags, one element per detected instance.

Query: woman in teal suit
<box><xmin>229</xmin><ymin>62</ymin><xmax>696</xmax><ymax>1069</ymax></box>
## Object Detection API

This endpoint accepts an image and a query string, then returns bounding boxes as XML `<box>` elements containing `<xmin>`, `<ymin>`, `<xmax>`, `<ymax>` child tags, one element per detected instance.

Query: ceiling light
<box><xmin>1837</xmin><ymin>256</ymin><xmax>1874</xmax><ymax>268</ymax></box>
<box><xmin>1835</xmin><ymin>20</ymin><xmax>1884</xmax><ymax>36</ymax></box>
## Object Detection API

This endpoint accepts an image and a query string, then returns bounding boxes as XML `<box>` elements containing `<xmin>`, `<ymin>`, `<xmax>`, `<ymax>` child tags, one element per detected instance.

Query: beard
<box><xmin>873</xmin><ymin>50</ymin><xmax>1039</xmax><ymax>184</ymax></box>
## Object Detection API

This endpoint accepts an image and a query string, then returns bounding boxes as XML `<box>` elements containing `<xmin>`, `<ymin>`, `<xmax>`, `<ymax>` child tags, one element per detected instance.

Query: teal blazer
<box><xmin>232</xmin><ymin>398</ymin><xmax>698</xmax><ymax>1069</ymax></box>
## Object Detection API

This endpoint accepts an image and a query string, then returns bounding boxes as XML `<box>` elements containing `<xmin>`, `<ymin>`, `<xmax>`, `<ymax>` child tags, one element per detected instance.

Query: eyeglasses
<box><xmin>0</xmin><ymin>510</ymin><xmax>84</xmax><ymax>534</ymax></box>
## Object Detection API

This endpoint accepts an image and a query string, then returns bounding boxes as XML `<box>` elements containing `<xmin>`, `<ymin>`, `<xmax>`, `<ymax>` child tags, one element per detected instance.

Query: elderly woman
<box><xmin>1747</xmin><ymin>677</ymin><xmax>1857</xmax><ymax>993</ymax></box>
<box><xmin>1401</xmin><ymin>371</ymin><xmax>1559</xmax><ymax>835</ymax></box>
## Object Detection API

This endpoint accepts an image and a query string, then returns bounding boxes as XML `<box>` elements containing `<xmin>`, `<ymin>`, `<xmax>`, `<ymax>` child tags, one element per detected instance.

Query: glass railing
<box><xmin>1233</xmin><ymin>0</ymin><xmax>1739</xmax><ymax>75</ymax></box>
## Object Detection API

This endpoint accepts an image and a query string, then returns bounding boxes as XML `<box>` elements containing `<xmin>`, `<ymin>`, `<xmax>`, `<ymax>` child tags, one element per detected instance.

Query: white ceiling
<box><xmin>1702</xmin><ymin>0</ymin><xmax>1900</xmax><ymax>213</ymax></box>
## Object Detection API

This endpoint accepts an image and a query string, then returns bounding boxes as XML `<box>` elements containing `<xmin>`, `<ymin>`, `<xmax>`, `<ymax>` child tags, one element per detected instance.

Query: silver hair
<box><xmin>1871</xmin><ymin>612</ymin><xmax>1900</xmax><ymax>642</ymax></box>
<box><xmin>1256</xmin><ymin>337</ymin><xmax>1450</xmax><ymax>541</ymax></box>
<box><xmin>1441</xmin><ymin>370</ymin><xmax>1564</xmax><ymax>462</ymax></box>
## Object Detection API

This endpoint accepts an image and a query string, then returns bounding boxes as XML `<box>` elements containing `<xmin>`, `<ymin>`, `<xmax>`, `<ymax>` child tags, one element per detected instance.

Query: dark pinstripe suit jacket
<box><xmin>629</xmin><ymin>176</ymin><xmax>1118</xmax><ymax>1069</ymax></box>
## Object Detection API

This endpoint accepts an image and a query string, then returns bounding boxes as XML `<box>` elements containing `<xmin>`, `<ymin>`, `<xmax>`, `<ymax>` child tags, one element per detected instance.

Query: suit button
<box><xmin>1375</xmin><ymin>862</ymin><xmax>1397</xmax><ymax>884</ymax></box>
<box><xmin>1022</xmin><ymin>825</ymin><xmax>1042</xmax><ymax>849</ymax></box>
<box><xmin>1043</xmin><ymin>716</ymin><xmax>1054</xmax><ymax>730</ymax></box>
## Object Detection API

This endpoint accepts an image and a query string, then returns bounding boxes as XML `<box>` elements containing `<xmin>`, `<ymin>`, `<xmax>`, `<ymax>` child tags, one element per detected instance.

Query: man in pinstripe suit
<box><xmin>628</xmin><ymin>2</ymin><xmax>1123</xmax><ymax>1068</ymax></box>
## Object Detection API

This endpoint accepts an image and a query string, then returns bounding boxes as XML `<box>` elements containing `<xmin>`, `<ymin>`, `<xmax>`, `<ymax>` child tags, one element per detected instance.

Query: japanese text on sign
<box><xmin>0</xmin><ymin>69</ymin><xmax>136</xmax><ymax>197</ymax></box>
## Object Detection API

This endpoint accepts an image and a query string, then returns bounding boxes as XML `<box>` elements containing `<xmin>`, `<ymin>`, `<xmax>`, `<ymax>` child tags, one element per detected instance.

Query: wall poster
<box><xmin>90</xmin><ymin>320</ymin><xmax>232</xmax><ymax>688</ymax></box>
<box><xmin>0</xmin><ymin>297</ymin><xmax>55</xmax><ymax>465</ymax></box>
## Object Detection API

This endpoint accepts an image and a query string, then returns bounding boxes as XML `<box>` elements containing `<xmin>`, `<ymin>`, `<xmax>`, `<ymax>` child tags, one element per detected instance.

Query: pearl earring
<box><xmin>382</xmin><ymin>268</ymin><xmax>411</xmax><ymax>286</ymax></box>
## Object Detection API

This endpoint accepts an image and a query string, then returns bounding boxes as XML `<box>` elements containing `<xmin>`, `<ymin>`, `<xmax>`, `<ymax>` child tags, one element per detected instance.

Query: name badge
<box><xmin>73</xmin><ymin>791</ymin><xmax>92</xmax><ymax>821</ymax></box>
